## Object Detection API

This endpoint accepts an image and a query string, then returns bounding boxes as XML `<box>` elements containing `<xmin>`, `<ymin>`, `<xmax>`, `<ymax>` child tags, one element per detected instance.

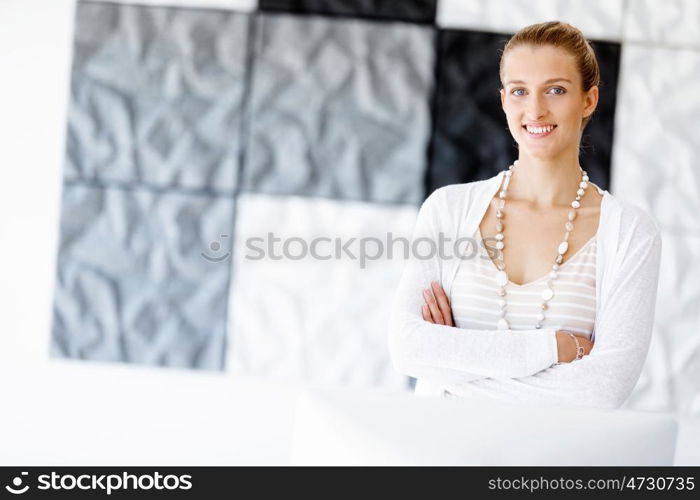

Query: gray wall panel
<box><xmin>66</xmin><ymin>1</ymin><xmax>249</xmax><ymax>192</ymax></box>
<box><xmin>52</xmin><ymin>184</ymin><xmax>234</xmax><ymax>369</ymax></box>
<box><xmin>242</xmin><ymin>13</ymin><xmax>435</xmax><ymax>204</ymax></box>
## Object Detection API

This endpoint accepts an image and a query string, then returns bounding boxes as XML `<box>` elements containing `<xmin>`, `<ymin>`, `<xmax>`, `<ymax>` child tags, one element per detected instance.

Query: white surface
<box><xmin>611</xmin><ymin>42</ymin><xmax>700</xmax><ymax>416</ymax></box>
<box><xmin>88</xmin><ymin>0</ymin><xmax>258</xmax><ymax>11</ymax></box>
<box><xmin>0</xmin><ymin>361</ymin><xmax>301</xmax><ymax>465</ymax></box>
<box><xmin>0</xmin><ymin>0</ymin><xmax>73</xmax><ymax>365</ymax></box>
<box><xmin>227</xmin><ymin>193</ymin><xmax>416</xmax><ymax>389</ymax></box>
<box><xmin>436</xmin><ymin>0</ymin><xmax>625</xmax><ymax>41</ymax></box>
<box><xmin>623</xmin><ymin>0</ymin><xmax>700</xmax><ymax>49</ymax></box>
<box><xmin>633</xmin><ymin>231</ymin><xmax>700</xmax><ymax>414</ymax></box>
<box><xmin>675</xmin><ymin>416</ymin><xmax>700</xmax><ymax>465</ymax></box>
<box><xmin>291</xmin><ymin>386</ymin><xmax>679</xmax><ymax>466</ymax></box>
<box><xmin>0</xmin><ymin>361</ymin><xmax>697</xmax><ymax>466</ymax></box>
<box><xmin>611</xmin><ymin>44</ymin><xmax>700</xmax><ymax>232</ymax></box>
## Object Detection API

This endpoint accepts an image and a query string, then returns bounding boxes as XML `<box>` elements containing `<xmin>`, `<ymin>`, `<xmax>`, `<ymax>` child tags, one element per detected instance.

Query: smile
<box><xmin>523</xmin><ymin>124</ymin><xmax>557</xmax><ymax>138</ymax></box>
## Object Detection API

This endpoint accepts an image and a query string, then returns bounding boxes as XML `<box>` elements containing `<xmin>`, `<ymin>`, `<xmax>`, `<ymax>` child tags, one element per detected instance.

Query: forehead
<box><xmin>502</xmin><ymin>45</ymin><xmax>578</xmax><ymax>85</ymax></box>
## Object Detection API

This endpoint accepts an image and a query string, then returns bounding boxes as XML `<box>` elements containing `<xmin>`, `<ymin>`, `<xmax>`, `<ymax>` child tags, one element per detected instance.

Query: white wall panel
<box><xmin>0</xmin><ymin>0</ymin><xmax>75</xmax><ymax>365</ymax></box>
<box><xmin>88</xmin><ymin>0</ymin><xmax>258</xmax><ymax>11</ymax></box>
<box><xmin>437</xmin><ymin>0</ymin><xmax>624</xmax><ymax>41</ymax></box>
<box><xmin>630</xmin><ymin>230</ymin><xmax>700</xmax><ymax>415</ymax></box>
<box><xmin>611</xmin><ymin>45</ymin><xmax>700</xmax><ymax>232</ymax></box>
<box><xmin>623</xmin><ymin>0</ymin><xmax>700</xmax><ymax>49</ymax></box>
<box><xmin>658</xmin><ymin>231</ymin><xmax>700</xmax><ymax>416</ymax></box>
<box><xmin>227</xmin><ymin>193</ymin><xmax>418</xmax><ymax>389</ymax></box>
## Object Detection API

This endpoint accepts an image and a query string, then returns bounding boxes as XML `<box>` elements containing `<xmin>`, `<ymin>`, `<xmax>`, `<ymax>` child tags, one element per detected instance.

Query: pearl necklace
<box><xmin>491</xmin><ymin>159</ymin><xmax>589</xmax><ymax>330</ymax></box>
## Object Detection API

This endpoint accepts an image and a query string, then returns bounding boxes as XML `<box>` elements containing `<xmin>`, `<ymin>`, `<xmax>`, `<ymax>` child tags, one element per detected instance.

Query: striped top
<box><xmin>450</xmin><ymin>226</ymin><xmax>597</xmax><ymax>339</ymax></box>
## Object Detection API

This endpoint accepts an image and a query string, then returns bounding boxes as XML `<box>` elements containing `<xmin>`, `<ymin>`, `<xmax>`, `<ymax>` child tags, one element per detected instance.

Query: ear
<box><xmin>500</xmin><ymin>88</ymin><xmax>505</xmax><ymax>111</ymax></box>
<box><xmin>583</xmin><ymin>85</ymin><xmax>599</xmax><ymax>118</ymax></box>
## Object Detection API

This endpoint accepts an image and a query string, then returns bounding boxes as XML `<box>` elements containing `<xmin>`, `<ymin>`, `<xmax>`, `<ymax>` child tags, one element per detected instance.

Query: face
<box><xmin>500</xmin><ymin>44</ymin><xmax>598</xmax><ymax>160</ymax></box>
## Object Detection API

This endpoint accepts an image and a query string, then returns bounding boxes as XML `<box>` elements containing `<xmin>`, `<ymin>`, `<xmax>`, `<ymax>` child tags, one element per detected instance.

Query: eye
<box><xmin>510</xmin><ymin>87</ymin><xmax>566</xmax><ymax>96</ymax></box>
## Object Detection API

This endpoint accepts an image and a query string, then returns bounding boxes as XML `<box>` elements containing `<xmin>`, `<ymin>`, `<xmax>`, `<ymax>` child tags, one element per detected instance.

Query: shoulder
<box><xmin>423</xmin><ymin>173</ymin><xmax>502</xmax><ymax>210</ymax></box>
<box><xmin>604</xmin><ymin>193</ymin><xmax>662</xmax><ymax>251</ymax></box>
<box><xmin>614</xmin><ymin>196</ymin><xmax>661</xmax><ymax>239</ymax></box>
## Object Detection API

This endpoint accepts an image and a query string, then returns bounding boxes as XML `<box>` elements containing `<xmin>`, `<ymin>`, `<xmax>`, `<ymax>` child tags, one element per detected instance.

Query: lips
<box><xmin>522</xmin><ymin>124</ymin><xmax>557</xmax><ymax>137</ymax></box>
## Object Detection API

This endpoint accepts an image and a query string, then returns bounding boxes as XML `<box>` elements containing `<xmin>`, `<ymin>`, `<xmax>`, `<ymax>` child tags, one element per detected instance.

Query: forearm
<box><xmin>389</xmin><ymin>292</ymin><xmax>560</xmax><ymax>381</ymax></box>
<box><xmin>442</xmin><ymin>351</ymin><xmax>630</xmax><ymax>409</ymax></box>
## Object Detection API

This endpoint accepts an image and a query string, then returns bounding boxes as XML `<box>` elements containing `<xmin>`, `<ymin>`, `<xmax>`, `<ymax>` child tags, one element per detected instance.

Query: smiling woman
<box><xmin>387</xmin><ymin>21</ymin><xmax>663</xmax><ymax>409</ymax></box>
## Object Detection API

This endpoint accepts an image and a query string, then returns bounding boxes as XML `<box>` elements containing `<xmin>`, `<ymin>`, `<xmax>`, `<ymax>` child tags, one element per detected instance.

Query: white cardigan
<box><xmin>387</xmin><ymin>170</ymin><xmax>663</xmax><ymax>409</ymax></box>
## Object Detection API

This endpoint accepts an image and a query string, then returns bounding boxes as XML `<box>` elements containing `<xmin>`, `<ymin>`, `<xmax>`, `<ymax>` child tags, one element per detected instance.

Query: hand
<box><xmin>421</xmin><ymin>281</ymin><xmax>455</xmax><ymax>327</ymax></box>
<box><xmin>556</xmin><ymin>330</ymin><xmax>594</xmax><ymax>363</ymax></box>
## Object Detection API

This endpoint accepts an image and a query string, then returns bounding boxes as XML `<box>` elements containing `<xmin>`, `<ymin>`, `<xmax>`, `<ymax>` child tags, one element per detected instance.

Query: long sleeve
<box><xmin>387</xmin><ymin>187</ymin><xmax>560</xmax><ymax>383</ymax></box>
<box><xmin>442</xmin><ymin>215</ymin><xmax>663</xmax><ymax>409</ymax></box>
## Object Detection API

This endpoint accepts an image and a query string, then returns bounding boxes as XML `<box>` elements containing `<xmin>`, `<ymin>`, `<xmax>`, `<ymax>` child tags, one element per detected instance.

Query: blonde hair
<box><xmin>498</xmin><ymin>21</ymin><xmax>601</xmax><ymax>131</ymax></box>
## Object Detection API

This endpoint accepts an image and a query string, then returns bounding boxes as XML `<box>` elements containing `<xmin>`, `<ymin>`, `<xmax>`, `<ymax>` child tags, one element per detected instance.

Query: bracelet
<box><xmin>568</xmin><ymin>333</ymin><xmax>585</xmax><ymax>361</ymax></box>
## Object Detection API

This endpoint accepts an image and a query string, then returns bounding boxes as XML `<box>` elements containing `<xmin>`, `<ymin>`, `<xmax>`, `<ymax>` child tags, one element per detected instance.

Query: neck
<box><xmin>507</xmin><ymin>151</ymin><xmax>583</xmax><ymax>210</ymax></box>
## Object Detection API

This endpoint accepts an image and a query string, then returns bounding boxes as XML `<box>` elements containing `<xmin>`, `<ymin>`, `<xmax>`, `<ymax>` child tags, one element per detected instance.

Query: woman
<box><xmin>387</xmin><ymin>21</ymin><xmax>662</xmax><ymax>409</ymax></box>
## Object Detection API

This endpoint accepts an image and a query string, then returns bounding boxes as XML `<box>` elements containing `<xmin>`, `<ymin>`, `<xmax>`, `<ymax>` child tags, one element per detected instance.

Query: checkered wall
<box><xmin>52</xmin><ymin>0</ymin><xmax>700</xmax><ymax>415</ymax></box>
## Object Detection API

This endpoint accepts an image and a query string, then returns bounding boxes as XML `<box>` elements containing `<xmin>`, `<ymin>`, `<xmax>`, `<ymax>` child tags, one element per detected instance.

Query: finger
<box><xmin>421</xmin><ymin>304</ymin><xmax>433</xmax><ymax>323</ymax></box>
<box><xmin>423</xmin><ymin>288</ymin><xmax>445</xmax><ymax>325</ymax></box>
<box><xmin>431</xmin><ymin>281</ymin><xmax>454</xmax><ymax>327</ymax></box>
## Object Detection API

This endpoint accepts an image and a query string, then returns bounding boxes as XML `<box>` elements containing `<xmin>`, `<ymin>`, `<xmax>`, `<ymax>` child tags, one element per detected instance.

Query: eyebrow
<box><xmin>506</xmin><ymin>78</ymin><xmax>573</xmax><ymax>85</ymax></box>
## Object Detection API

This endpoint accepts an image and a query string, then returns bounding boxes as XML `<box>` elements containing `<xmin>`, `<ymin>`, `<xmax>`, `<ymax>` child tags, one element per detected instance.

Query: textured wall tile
<box><xmin>86</xmin><ymin>0</ymin><xmax>259</xmax><ymax>11</ymax></box>
<box><xmin>242</xmin><ymin>13</ymin><xmax>435</xmax><ymax>204</ymax></box>
<box><xmin>623</xmin><ymin>0</ymin><xmax>700</xmax><ymax>49</ymax></box>
<box><xmin>437</xmin><ymin>0</ymin><xmax>625</xmax><ymax>42</ymax></box>
<box><xmin>227</xmin><ymin>193</ymin><xmax>417</xmax><ymax>389</ymax></box>
<box><xmin>429</xmin><ymin>30</ymin><xmax>514</xmax><ymax>188</ymax></box>
<box><xmin>52</xmin><ymin>183</ymin><xmax>235</xmax><ymax>369</ymax></box>
<box><xmin>611</xmin><ymin>45</ymin><xmax>700</xmax><ymax>230</ymax></box>
<box><xmin>259</xmin><ymin>0</ymin><xmax>437</xmax><ymax>23</ymax></box>
<box><xmin>576</xmin><ymin>39</ymin><xmax>619</xmax><ymax>190</ymax></box>
<box><xmin>66</xmin><ymin>1</ymin><xmax>249</xmax><ymax>192</ymax></box>
<box><xmin>428</xmin><ymin>29</ymin><xmax>617</xmax><ymax>192</ymax></box>
<box><xmin>637</xmin><ymin>231</ymin><xmax>700</xmax><ymax>416</ymax></box>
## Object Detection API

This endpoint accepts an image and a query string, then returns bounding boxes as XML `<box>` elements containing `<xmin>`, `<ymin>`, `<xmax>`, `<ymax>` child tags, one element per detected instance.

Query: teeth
<box><xmin>526</xmin><ymin>125</ymin><xmax>555</xmax><ymax>134</ymax></box>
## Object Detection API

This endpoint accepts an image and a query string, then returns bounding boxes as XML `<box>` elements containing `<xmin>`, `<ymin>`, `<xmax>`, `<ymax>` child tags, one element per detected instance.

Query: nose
<box><xmin>526</xmin><ymin>92</ymin><xmax>547</xmax><ymax>121</ymax></box>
